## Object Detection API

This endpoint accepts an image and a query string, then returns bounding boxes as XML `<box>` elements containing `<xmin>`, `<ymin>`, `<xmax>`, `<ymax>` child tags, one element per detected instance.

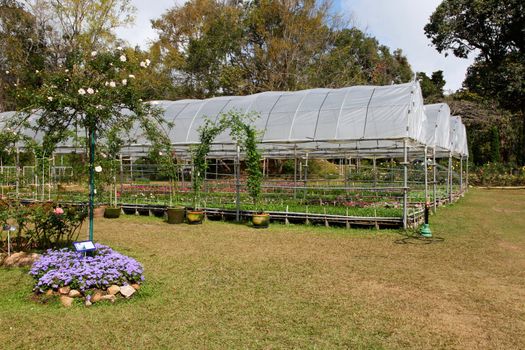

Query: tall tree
<box><xmin>153</xmin><ymin>0</ymin><xmax>413</xmax><ymax>97</ymax></box>
<box><xmin>417</xmin><ymin>70</ymin><xmax>445</xmax><ymax>103</ymax></box>
<box><xmin>0</xmin><ymin>0</ymin><xmax>46</xmax><ymax>111</ymax></box>
<box><xmin>425</xmin><ymin>0</ymin><xmax>525</xmax><ymax>163</ymax></box>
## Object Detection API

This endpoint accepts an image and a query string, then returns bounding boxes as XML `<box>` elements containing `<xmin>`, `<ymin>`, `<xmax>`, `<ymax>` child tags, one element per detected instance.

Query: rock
<box><xmin>59</xmin><ymin>286</ymin><xmax>71</xmax><ymax>295</ymax></box>
<box><xmin>60</xmin><ymin>295</ymin><xmax>74</xmax><ymax>308</ymax></box>
<box><xmin>119</xmin><ymin>285</ymin><xmax>136</xmax><ymax>298</ymax></box>
<box><xmin>91</xmin><ymin>292</ymin><xmax>103</xmax><ymax>303</ymax></box>
<box><xmin>45</xmin><ymin>289</ymin><xmax>54</xmax><ymax>296</ymax></box>
<box><xmin>107</xmin><ymin>285</ymin><xmax>120</xmax><ymax>295</ymax></box>
<box><xmin>101</xmin><ymin>294</ymin><xmax>116</xmax><ymax>303</ymax></box>
<box><xmin>2</xmin><ymin>252</ymin><xmax>41</xmax><ymax>267</ymax></box>
<box><xmin>85</xmin><ymin>300</ymin><xmax>92</xmax><ymax>307</ymax></box>
<box><xmin>68</xmin><ymin>289</ymin><xmax>81</xmax><ymax>298</ymax></box>
<box><xmin>131</xmin><ymin>283</ymin><xmax>140</xmax><ymax>290</ymax></box>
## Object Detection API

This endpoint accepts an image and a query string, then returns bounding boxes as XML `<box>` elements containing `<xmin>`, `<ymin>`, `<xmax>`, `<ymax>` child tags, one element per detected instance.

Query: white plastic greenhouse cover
<box><xmin>423</xmin><ymin>103</ymin><xmax>451</xmax><ymax>152</ymax></box>
<box><xmin>450</xmin><ymin>116</ymin><xmax>469</xmax><ymax>157</ymax></box>
<box><xmin>150</xmin><ymin>81</ymin><xmax>427</xmax><ymax>148</ymax></box>
<box><xmin>1</xmin><ymin>81</ymin><xmax>468</xmax><ymax>158</ymax></box>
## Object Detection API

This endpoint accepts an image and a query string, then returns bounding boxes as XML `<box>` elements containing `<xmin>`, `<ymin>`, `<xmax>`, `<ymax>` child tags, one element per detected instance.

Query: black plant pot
<box><xmin>123</xmin><ymin>207</ymin><xmax>136</xmax><ymax>215</ymax></box>
<box><xmin>137</xmin><ymin>208</ymin><xmax>150</xmax><ymax>216</ymax></box>
<box><xmin>152</xmin><ymin>208</ymin><xmax>166</xmax><ymax>218</ymax></box>
<box><xmin>104</xmin><ymin>207</ymin><xmax>121</xmax><ymax>219</ymax></box>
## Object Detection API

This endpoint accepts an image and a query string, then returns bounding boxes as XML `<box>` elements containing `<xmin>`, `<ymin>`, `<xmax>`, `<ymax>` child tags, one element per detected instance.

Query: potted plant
<box><xmin>243</xmin><ymin>123</ymin><xmax>268</xmax><ymax>228</ymax></box>
<box><xmin>155</xmin><ymin>141</ymin><xmax>185</xmax><ymax>224</ymax></box>
<box><xmin>189</xmin><ymin>120</ymin><xmax>224</xmax><ymax>224</ymax></box>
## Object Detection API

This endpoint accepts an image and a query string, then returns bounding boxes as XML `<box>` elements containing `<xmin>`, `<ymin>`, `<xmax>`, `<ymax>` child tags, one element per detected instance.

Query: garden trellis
<box><xmin>0</xmin><ymin>81</ymin><xmax>468</xmax><ymax>229</ymax></box>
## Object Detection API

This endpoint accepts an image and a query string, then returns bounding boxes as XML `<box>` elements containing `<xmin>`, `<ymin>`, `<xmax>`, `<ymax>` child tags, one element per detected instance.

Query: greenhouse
<box><xmin>0</xmin><ymin>81</ymin><xmax>468</xmax><ymax>229</ymax></box>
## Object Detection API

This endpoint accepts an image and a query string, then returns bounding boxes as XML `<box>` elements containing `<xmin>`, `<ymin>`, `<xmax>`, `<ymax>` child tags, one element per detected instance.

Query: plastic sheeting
<box><xmin>423</xmin><ymin>103</ymin><xmax>451</xmax><ymax>153</ymax></box>
<box><xmin>0</xmin><ymin>81</ymin><xmax>469</xmax><ymax>158</ymax></box>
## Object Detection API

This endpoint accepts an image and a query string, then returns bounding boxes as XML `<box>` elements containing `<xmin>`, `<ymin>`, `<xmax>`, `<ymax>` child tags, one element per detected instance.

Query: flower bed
<box><xmin>30</xmin><ymin>243</ymin><xmax>144</xmax><ymax>306</ymax></box>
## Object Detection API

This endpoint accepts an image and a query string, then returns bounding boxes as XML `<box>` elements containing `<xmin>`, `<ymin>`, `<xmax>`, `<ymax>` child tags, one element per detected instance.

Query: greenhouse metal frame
<box><xmin>0</xmin><ymin>81</ymin><xmax>469</xmax><ymax>229</ymax></box>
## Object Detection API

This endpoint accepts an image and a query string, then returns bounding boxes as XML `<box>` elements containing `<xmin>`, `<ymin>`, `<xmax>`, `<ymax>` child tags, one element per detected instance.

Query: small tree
<box><xmin>11</xmin><ymin>47</ymin><xmax>165</xmax><ymax>240</ymax></box>
<box><xmin>191</xmin><ymin>111</ymin><xmax>263</xmax><ymax>211</ymax></box>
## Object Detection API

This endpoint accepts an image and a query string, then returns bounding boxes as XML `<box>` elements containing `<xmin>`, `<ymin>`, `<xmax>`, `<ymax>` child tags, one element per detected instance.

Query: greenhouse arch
<box><xmin>0</xmin><ymin>81</ymin><xmax>468</xmax><ymax>229</ymax></box>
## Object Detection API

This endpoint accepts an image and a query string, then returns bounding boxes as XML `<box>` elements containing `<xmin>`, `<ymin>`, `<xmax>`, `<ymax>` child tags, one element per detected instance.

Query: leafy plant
<box><xmin>191</xmin><ymin>111</ymin><xmax>262</xmax><ymax>210</ymax></box>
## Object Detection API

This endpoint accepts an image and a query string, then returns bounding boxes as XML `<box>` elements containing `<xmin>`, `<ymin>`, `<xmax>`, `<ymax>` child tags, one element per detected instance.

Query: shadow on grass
<box><xmin>394</xmin><ymin>229</ymin><xmax>445</xmax><ymax>245</ymax></box>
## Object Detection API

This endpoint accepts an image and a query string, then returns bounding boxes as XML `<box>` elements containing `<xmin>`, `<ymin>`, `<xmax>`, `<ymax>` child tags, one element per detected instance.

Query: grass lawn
<box><xmin>1</xmin><ymin>188</ymin><xmax>524</xmax><ymax>349</ymax></box>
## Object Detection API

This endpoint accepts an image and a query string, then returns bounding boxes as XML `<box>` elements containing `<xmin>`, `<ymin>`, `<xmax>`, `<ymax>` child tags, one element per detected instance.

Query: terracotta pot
<box><xmin>252</xmin><ymin>213</ymin><xmax>270</xmax><ymax>228</ymax></box>
<box><xmin>104</xmin><ymin>207</ymin><xmax>121</xmax><ymax>219</ymax></box>
<box><xmin>186</xmin><ymin>210</ymin><xmax>204</xmax><ymax>224</ymax></box>
<box><xmin>93</xmin><ymin>206</ymin><xmax>106</xmax><ymax>218</ymax></box>
<box><xmin>166</xmin><ymin>206</ymin><xmax>185</xmax><ymax>224</ymax></box>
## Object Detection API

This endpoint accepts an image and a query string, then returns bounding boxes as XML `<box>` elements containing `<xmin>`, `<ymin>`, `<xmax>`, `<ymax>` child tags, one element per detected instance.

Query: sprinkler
<box><xmin>419</xmin><ymin>202</ymin><xmax>432</xmax><ymax>237</ymax></box>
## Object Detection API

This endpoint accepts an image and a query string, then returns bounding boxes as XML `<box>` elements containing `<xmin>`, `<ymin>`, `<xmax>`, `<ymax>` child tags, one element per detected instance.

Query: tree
<box><xmin>153</xmin><ymin>0</ymin><xmax>413</xmax><ymax>97</ymax></box>
<box><xmin>0</xmin><ymin>0</ymin><xmax>47</xmax><ymax>111</ymax></box>
<box><xmin>417</xmin><ymin>70</ymin><xmax>445</xmax><ymax>103</ymax></box>
<box><xmin>425</xmin><ymin>0</ymin><xmax>525</xmax><ymax>163</ymax></box>
<box><xmin>10</xmin><ymin>48</ymin><xmax>166</xmax><ymax>240</ymax></box>
<box><xmin>310</xmin><ymin>29</ymin><xmax>412</xmax><ymax>88</ymax></box>
<box><xmin>24</xmin><ymin>0</ymin><xmax>136</xmax><ymax>57</ymax></box>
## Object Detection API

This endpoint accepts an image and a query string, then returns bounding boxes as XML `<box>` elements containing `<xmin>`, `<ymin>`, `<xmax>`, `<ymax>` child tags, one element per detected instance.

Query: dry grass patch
<box><xmin>0</xmin><ymin>188</ymin><xmax>524</xmax><ymax>349</ymax></box>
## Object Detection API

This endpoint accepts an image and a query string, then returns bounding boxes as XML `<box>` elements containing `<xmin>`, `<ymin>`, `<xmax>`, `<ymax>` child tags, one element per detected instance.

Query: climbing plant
<box><xmin>191</xmin><ymin>111</ymin><xmax>262</xmax><ymax>210</ymax></box>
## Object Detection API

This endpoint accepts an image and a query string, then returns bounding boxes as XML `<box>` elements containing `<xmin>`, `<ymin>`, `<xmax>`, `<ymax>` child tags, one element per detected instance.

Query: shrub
<box><xmin>0</xmin><ymin>201</ymin><xmax>87</xmax><ymax>251</ymax></box>
<box><xmin>30</xmin><ymin>243</ymin><xmax>144</xmax><ymax>293</ymax></box>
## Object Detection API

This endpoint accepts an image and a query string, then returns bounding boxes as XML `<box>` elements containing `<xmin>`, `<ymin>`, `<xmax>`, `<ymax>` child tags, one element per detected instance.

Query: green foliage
<box><xmin>152</xmin><ymin>0</ymin><xmax>413</xmax><ymax>97</ymax></box>
<box><xmin>425</xmin><ymin>0</ymin><xmax>525</xmax><ymax>164</ymax></box>
<box><xmin>192</xmin><ymin>119</ymin><xmax>224</xmax><ymax>208</ymax></box>
<box><xmin>191</xmin><ymin>111</ymin><xmax>262</xmax><ymax>209</ymax></box>
<box><xmin>417</xmin><ymin>70</ymin><xmax>445</xmax><ymax>102</ymax></box>
<box><xmin>490</xmin><ymin>126</ymin><xmax>501</xmax><ymax>162</ymax></box>
<box><xmin>308</xmin><ymin>159</ymin><xmax>340</xmax><ymax>179</ymax></box>
<box><xmin>243</xmin><ymin>124</ymin><xmax>263</xmax><ymax>210</ymax></box>
<box><xmin>0</xmin><ymin>200</ymin><xmax>87</xmax><ymax>251</ymax></box>
<box><xmin>468</xmin><ymin>163</ymin><xmax>525</xmax><ymax>186</ymax></box>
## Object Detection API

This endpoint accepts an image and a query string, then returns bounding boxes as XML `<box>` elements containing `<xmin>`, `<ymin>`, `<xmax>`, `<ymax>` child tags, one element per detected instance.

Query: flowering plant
<box><xmin>30</xmin><ymin>243</ymin><xmax>144</xmax><ymax>293</ymax></box>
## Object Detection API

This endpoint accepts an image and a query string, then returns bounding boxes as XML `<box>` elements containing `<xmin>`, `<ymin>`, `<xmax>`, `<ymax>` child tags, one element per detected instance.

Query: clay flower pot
<box><xmin>252</xmin><ymin>213</ymin><xmax>270</xmax><ymax>228</ymax></box>
<box><xmin>93</xmin><ymin>206</ymin><xmax>106</xmax><ymax>218</ymax></box>
<box><xmin>186</xmin><ymin>210</ymin><xmax>204</xmax><ymax>224</ymax></box>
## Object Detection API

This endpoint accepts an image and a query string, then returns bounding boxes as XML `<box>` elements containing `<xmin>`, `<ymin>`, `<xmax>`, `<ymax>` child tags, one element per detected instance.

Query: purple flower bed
<box><xmin>30</xmin><ymin>243</ymin><xmax>144</xmax><ymax>293</ymax></box>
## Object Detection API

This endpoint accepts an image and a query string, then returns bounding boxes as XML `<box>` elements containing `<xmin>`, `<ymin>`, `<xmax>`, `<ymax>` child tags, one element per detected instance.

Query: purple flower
<box><xmin>29</xmin><ymin>244</ymin><xmax>144</xmax><ymax>292</ymax></box>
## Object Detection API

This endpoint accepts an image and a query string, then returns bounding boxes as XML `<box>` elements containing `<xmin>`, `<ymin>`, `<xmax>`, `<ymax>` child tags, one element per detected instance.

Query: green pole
<box><xmin>88</xmin><ymin>128</ymin><xmax>95</xmax><ymax>241</ymax></box>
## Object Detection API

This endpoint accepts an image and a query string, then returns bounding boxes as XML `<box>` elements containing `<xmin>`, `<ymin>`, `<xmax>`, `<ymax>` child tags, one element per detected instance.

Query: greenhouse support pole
<box><xmin>303</xmin><ymin>153</ymin><xmax>309</xmax><ymax>200</ymax></box>
<box><xmin>432</xmin><ymin>147</ymin><xmax>437</xmax><ymax>213</ymax></box>
<box><xmin>119</xmin><ymin>154</ymin><xmax>123</xmax><ymax>195</ymax></box>
<box><xmin>293</xmin><ymin>147</ymin><xmax>297</xmax><ymax>199</ymax></box>
<box><xmin>15</xmin><ymin>147</ymin><xmax>20</xmax><ymax>198</ymax></box>
<box><xmin>448</xmin><ymin>153</ymin><xmax>452</xmax><ymax>203</ymax></box>
<box><xmin>460</xmin><ymin>155</ymin><xmax>464</xmax><ymax>194</ymax></box>
<box><xmin>88</xmin><ymin>128</ymin><xmax>95</xmax><ymax>241</ymax></box>
<box><xmin>403</xmin><ymin>139</ymin><xmax>408</xmax><ymax>229</ymax></box>
<box><xmin>0</xmin><ymin>157</ymin><xmax>3</xmax><ymax>198</ymax></box>
<box><xmin>373</xmin><ymin>157</ymin><xmax>377</xmax><ymax>188</ymax></box>
<box><xmin>466</xmin><ymin>157</ymin><xmax>469</xmax><ymax>191</ymax></box>
<box><xmin>424</xmin><ymin>146</ymin><xmax>428</xmax><ymax>204</ymax></box>
<box><xmin>41</xmin><ymin>154</ymin><xmax>45</xmax><ymax>201</ymax></box>
<box><xmin>235</xmin><ymin>145</ymin><xmax>241</xmax><ymax>222</ymax></box>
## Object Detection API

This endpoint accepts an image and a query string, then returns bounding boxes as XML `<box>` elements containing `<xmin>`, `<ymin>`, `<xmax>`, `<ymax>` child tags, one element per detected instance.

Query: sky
<box><xmin>115</xmin><ymin>0</ymin><xmax>475</xmax><ymax>92</ymax></box>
